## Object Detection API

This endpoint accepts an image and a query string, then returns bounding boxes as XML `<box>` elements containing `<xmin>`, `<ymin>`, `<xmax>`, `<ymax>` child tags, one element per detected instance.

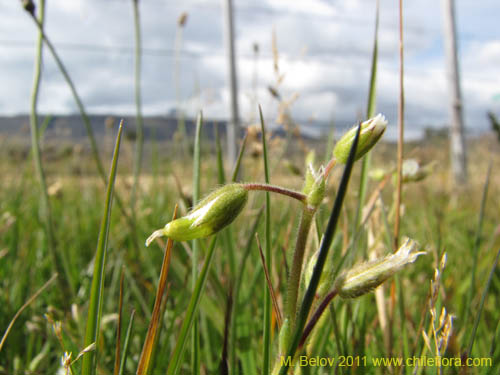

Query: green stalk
<box><xmin>130</xmin><ymin>0</ymin><xmax>144</xmax><ymax>213</ymax></box>
<box><xmin>82</xmin><ymin>122</ymin><xmax>124</xmax><ymax>375</ymax></box>
<box><xmin>394</xmin><ymin>0</ymin><xmax>405</xmax><ymax>250</ymax></box>
<box><xmin>191</xmin><ymin>112</ymin><xmax>203</xmax><ymax>375</ymax></box>
<box><xmin>118</xmin><ymin>310</ymin><xmax>136</xmax><ymax>375</ymax></box>
<box><xmin>464</xmin><ymin>163</ymin><xmax>491</xmax><ymax>329</ymax></box>
<box><xmin>467</xmin><ymin>249</ymin><xmax>500</xmax><ymax>356</ymax></box>
<box><xmin>28</xmin><ymin>0</ymin><xmax>74</xmax><ymax>298</ymax></box>
<box><xmin>166</xmin><ymin>237</ymin><xmax>218</xmax><ymax>375</ymax></box>
<box><xmin>354</xmin><ymin>0</ymin><xmax>379</xmax><ymax>234</ymax></box>
<box><xmin>285</xmin><ymin>207</ymin><xmax>314</xmax><ymax>327</ymax></box>
<box><xmin>259</xmin><ymin>106</ymin><xmax>272</xmax><ymax>375</ymax></box>
<box><xmin>278</xmin><ymin>124</ymin><xmax>360</xmax><ymax>374</ymax></box>
<box><xmin>230</xmin><ymin>209</ymin><xmax>263</xmax><ymax>372</ymax></box>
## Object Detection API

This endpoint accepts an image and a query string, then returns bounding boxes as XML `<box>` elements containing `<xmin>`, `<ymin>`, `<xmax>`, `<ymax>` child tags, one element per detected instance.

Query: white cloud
<box><xmin>0</xmin><ymin>0</ymin><xmax>498</xmax><ymax>138</ymax></box>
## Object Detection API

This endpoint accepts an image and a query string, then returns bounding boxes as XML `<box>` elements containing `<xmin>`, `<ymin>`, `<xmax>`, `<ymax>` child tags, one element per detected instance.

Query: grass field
<box><xmin>0</xmin><ymin>129</ymin><xmax>499</xmax><ymax>374</ymax></box>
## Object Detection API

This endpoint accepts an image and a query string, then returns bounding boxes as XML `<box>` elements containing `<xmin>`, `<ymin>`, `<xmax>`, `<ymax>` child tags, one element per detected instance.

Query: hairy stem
<box><xmin>285</xmin><ymin>206</ymin><xmax>315</xmax><ymax>327</ymax></box>
<box><xmin>243</xmin><ymin>183</ymin><xmax>306</xmax><ymax>203</ymax></box>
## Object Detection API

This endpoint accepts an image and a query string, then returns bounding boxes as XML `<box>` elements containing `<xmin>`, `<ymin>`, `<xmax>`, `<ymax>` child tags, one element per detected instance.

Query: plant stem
<box><xmin>259</xmin><ymin>106</ymin><xmax>272</xmax><ymax>375</ymax></box>
<box><xmin>191</xmin><ymin>112</ymin><xmax>202</xmax><ymax>375</ymax></box>
<box><xmin>278</xmin><ymin>124</ymin><xmax>361</xmax><ymax>375</ymax></box>
<box><xmin>29</xmin><ymin>0</ymin><xmax>74</xmax><ymax>298</ymax></box>
<box><xmin>394</xmin><ymin>0</ymin><xmax>405</xmax><ymax>250</ymax></box>
<box><xmin>130</xmin><ymin>0</ymin><xmax>144</xmax><ymax>213</ymax></box>
<box><xmin>298</xmin><ymin>289</ymin><xmax>338</xmax><ymax>350</ymax></box>
<box><xmin>285</xmin><ymin>206</ymin><xmax>315</xmax><ymax>327</ymax></box>
<box><xmin>243</xmin><ymin>183</ymin><xmax>306</xmax><ymax>203</ymax></box>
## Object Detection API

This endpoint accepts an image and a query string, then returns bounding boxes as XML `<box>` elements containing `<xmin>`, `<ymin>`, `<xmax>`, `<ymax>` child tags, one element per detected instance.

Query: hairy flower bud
<box><xmin>303</xmin><ymin>165</ymin><xmax>325</xmax><ymax>207</ymax></box>
<box><xmin>145</xmin><ymin>184</ymin><xmax>248</xmax><ymax>245</ymax></box>
<box><xmin>334</xmin><ymin>237</ymin><xmax>425</xmax><ymax>298</ymax></box>
<box><xmin>333</xmin><ymin>114</ymin><xmax>387</xmax><ymax>164</ymax></box>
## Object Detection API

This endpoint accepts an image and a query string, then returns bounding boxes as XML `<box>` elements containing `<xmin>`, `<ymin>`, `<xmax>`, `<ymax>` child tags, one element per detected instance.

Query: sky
<box><xmin>1</xmin><ymin>0</ymin><xmax>499</xmax><ymax>139</ymax></box>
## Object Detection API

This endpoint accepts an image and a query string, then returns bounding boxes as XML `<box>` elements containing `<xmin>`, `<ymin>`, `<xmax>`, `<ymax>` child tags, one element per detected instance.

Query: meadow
<box><xmin>1</xmin><ymin>126</ymin><xmax>499</xmax><ymax>375</ymax></box>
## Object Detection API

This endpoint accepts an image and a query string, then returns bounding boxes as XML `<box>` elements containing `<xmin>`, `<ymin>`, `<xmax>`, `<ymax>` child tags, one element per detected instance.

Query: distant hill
<box><xmin>0</xmin><ymin>114</ymin><xmax>325</xmax><ymax>143</ymax></box>
<box><xmin>0</xmin><ymin>114</ymin><xmax>232</xmax><ymax>141</ymax></box>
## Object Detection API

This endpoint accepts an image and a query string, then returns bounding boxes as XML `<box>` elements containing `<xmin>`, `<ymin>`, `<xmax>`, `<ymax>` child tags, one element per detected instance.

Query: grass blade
<box><xmin>464</xmin><ymin>163</ymin><xmax>492</xmax><ymax>328</ymax></box>
<box><xmin>130</xmin><ymin>0</ymin><xmax>144</xmax><ymax>213</ymax></box>
<box><xmin>467</xmin><ymin>248</ymin><xmax>500</xmax><ymax>356</ymax></box>
<box><xmin>113</xmin><ymin>269</ymin><xmax>125</xmax><ymax>375</ymax></box>
<box><xmin>354</xmin><ymin>0</ymin><xmax>379</xmax><ymax>234</ymax></box>
<box><xmin>28</xmin><ymin>0</ymin><xmax>74</xmax><ymax>298</ymax></box>
<box><xmin>0</xmin><ymin>274</ymin><xmax>57</xmax><ymax>352</ymax></box>
<box><xmin>215</xmin><ymin>123</ymin><xmax>227</xmax><ymax>184</ymax></box>
<box><xmin>394</xmin><ymin>0</ymin><xmax>405</xmax><ymax>250</ymax></box>
<box><xmin>81</xmin><ymin>121</ymin><xmax>124</xmax><ymax>375</ymax></box>
<box><xmin>279</xmin><ymin>123</ymin><xmax>361</xmax><ymax>374</ymax></box>
<box><xmin>231</xmin><ymin>132</ymin><xmax>248</xmax><ymax>182</ymax></box>
<box><xmin>192</xmin><ymin>112</ymin><xmax>203</xmax><ymax>375</ymax></box>
<box><xmin>166</xmin><ymin>236</ymin><xmax>218</xmax><ymax>375</ymax></box>
<box><xmin>119</xmin><ymin>309</ymin><xmax>136</xmax><ymax>375</ymax></box>
<box><xmin>259</xmin><ymin>105</ymin><xmax>272</xmax><ymax>375</ymax></box>
<box><xmin>137</xmin><ymin>206</ymin><xmax>177</xmax><ymax>375</ymax></box>
<box><xmin>230</xmin><ymin>208</ymin><xmax>263</xmax><ymax>372</ymax></box>
<box><xmin>256</xmin><ymin>234</ymin><xmax>282</xmax><ymax>328</ymax></box>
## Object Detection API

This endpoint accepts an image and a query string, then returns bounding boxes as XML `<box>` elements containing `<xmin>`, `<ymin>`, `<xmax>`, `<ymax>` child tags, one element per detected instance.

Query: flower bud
<box><xmin>303</xmin><ymin>165</ymin><xmax>325</xmax><ymax>207</ymax></box>
<box><xmin>333</xmin><ymin>114</ymin><xmax>387</xmax><ymax>164</ymax></box>
<box><xmin>334</xmin><ymin>237</ymin><xmax>425</xmax><ymax>298</ymax></box>
<box><xmin>145</xmin><ymin>184</ymin><xmax>248</xmax><ymax>245</ymax></box>
<box><xmin>399</xmin><ymin>159</ymin><xmax>437</xmax><ymax>183</ymax></box>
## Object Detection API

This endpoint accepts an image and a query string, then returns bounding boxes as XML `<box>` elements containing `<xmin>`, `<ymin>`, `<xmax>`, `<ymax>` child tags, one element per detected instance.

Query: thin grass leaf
<box><xmin>256</xmin><ymin>234</ymin><xmax>282</xmax><ymax>328</ymax></box>
<box><xmin>137</xmin><ymin>207</ymin><xmax>177</xmax><ymax>375</ymax></box>
<box><xmin>113</xmin><ymin>269</ymin><xmax>125</xmax><ymax>375</ymax></box>
<box><xmin>166</xmin><ymin>236</ymin><xmax>218</xmax><ymax>375</ymax></box>
<box><xmin>259</xmin><ymin>105</ymin><xmax>272</xmax><ymax>375</ymax></box>
<box><xmin>0</xmin><ymin>274</ymin><xmax>57</xmax><ymax>352</ymax></box>
<box><xmin>231</xmin><ymin>132</ymin><xmax>248</xmax><ymax>182</ymax></box>
<box><xmin>230</xmin><ymin>208</ymin><xmax>263</xmax><ymax>373</ymax></box>
<box><xmin>215</xmin><ymin>123</ymin><xmax>226</xmax><ymax>184</ymax></box>
<box><xmin>29</xmin><ymin>0</ymin><xmax>74</xmax><ymax>299</ymax></box>
<box><xmin>81</xmin><ymin>121</ymin><xmax>124</xmax><ymax>375</ymax></box>
<box><xmin>467</xmin><ymin>249</ymin><xmax>500</xmax><ymax>356</ymax></box>
<box><xmin>464</xmin><ymin>163</ymin><xmax>492</xmax><ymax>328</ymax></box>
<box><xmin>192</xmin><ymin>111</ymin><xmax>203</xmax><ymax>375</ymax></box>
<box><xmin>119</xmin><ymin>309</ymin><xmax>136</xmax><ymax>375</ymax></box>
<box><xmin>354</xmin><ymin>0</ymin><xmax>379</xmax><ymax>234</ymax></box>
<box><xmin>219</xmin><ymin>288</ymin><xmax>233</xmax><ymax>375</ymax></box>
<box><xmin>279</xmin><ymin>123</ymin><xmax>361</xmax><ymax>374</ymax></box>
<box><xmin>394</xmin><ymin>0</ymin><xmax>405</xmax><ymax>250</ymax></box>
<box><xmin>130</xmin><ymin>0</ymin><xmax>144</xmax><ymax>213</ymax></box>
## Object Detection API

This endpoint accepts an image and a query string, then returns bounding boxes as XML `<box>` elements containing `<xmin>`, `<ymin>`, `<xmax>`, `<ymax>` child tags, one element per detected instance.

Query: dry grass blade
<box><xmin>0</xmin><ymin>273</ymin><xmax>58</xmax><ymax>352</ymax></box>
<box><xmin>256</xmin><ymin>233</ymin><xmax>282</xmax><ymax>328</ymax></box>
<box><xmin>136</xmin><ymin>205</ymin><xmax>178</xmax><ymax>375</ymax></box>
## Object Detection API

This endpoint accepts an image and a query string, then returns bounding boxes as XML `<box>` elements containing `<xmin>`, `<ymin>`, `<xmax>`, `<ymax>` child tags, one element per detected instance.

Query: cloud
<box><xmin>0</xmin><ymin>0</ymin><xmax>498</xmax><ymax>139</ymax></box>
